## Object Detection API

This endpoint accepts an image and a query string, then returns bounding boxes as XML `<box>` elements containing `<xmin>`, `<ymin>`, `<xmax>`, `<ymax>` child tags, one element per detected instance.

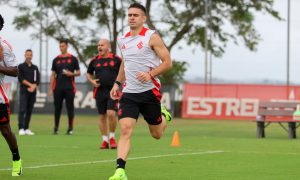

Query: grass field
<box><xmin>1</xmin><ymin>114</ymin><xmax>300</xmax><ymax>180</ymax></box>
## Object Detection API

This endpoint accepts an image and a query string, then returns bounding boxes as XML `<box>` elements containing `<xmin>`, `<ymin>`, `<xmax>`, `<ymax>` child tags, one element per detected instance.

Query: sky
<box><xmin>0</xmin><ymin>0</ymin><xmax>299</xmax><ymax>84</ymax></box>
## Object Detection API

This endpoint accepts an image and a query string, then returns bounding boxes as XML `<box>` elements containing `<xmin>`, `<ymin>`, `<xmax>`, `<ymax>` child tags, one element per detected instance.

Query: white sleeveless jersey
<box><xmin>0</xmin><ymin>37</ymin><xmax>17</xmax><ymax>104</ymax></box>
<box><xmin>118</xmin><ymin>27</ymin><xmax>161</xmax><ymax>93</ymax></box>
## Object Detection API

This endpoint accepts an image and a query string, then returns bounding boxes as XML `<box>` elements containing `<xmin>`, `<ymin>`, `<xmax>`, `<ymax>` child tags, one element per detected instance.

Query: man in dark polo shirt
<box><xmin>18</xmin><ymin>49</ymin><xmax>40</xmax><ymax>135</ymax></box>
<box><xmin>49</xmin><ymin>39</ymin><xmax>80</xmax><ymax>135</ymax></box>
<box><xmin>87</xmin><ymin>39</ymin><xmax>121</xmax><ymax>149</ymax></box>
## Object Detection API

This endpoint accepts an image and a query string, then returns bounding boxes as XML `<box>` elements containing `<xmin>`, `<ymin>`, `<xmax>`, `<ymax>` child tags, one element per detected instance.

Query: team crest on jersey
<box><xmin>137</xmin><ymin>41</ymin><xmax>143</xmax><ymax>49</ymax></box>
<box><xmin>110</xmin><ymin>61</ymin><xmax>115</xmax><ymax>67</ymax></box>
<box><xmin>121</xmin><ymin>44</ymin><xmax>126</xmax><ymax>50</ymax></box>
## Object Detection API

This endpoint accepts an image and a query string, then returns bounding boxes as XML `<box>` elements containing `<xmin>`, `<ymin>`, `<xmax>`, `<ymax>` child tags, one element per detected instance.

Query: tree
<box><xmin>6</xmin><ymin>0</ymin><xmax>281</xmax><ymax>85</ymax></box>
<box><xmin>160</xmin><ymin>60</ymin><xmax>188</xmax><ymax>86</ymax></box>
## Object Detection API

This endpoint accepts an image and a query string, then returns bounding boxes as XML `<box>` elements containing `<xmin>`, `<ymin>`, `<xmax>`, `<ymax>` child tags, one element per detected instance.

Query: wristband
<box><xmin>148</xmin><ymin>71</ymin><xmax>155</xmax><ymax>79</ymax></box>
<box><xmin>114</xmin><ymin>81</ymin><xmax>121</xmax><ymax>86</ymax></box>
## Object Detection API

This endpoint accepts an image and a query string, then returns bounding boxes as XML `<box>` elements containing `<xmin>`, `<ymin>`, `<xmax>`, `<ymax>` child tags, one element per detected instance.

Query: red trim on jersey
<box><xmin>71</xmin><ymin>79</ymin><xmax>76</xmax><ymax>94</ymax></box>
<box><xmin>93</xmin><ymin>87</ymin><xmax>98</xmax><ymax>99</ymax></box>
<box><xmin>124</xmin><ymin>27</ymin><xmax>149</xmax><ymax>37</ymax></box>
<box><xmin>52</xmin><ymin>79</ymin><xmax>56</xmax><ymax>90</ymax></box>
<box><xmin>57</xmin><ymin>53</ymin><xmax>72</xmax><ymax>58</ymax></box>
<box><xmin>125</xmin><ymin>32</ymin><xmax>131</xmax><ymax>37</ymax></box>
<box><xmin>0</xmin><ymin>85</ymin><xmax>9</xmax><ymax>104</ymax></box>
<box><xmin>151</xmin><ymin>88</ymin><xmax>161</xmax><ymax>102</ymax></box>
<box><xmin>139</xmin><ymin>27</ymin><xmax>148</xmax><ymax>36</ymax></box>
<box><xmin>108</xmin><ymin>53</ymin><xmax>114</xmax><ymax>58</ymax></box>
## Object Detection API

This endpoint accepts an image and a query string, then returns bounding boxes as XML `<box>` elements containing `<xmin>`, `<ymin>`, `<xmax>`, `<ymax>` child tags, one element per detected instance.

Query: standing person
<box><xmin>18</xmin><ymin>49</ymin><xmax>40</xmax><ymax>135</ymax></box>
<box><xmin>49</xmin><ymin>39</ymin><xmax>81</xmax><ymax>135</ymax></box>
<box><xmin>0</xmin><ymin>14</ymin><xmax>22</xmax><ymax>176</ymax></box>
<box><xmin>109</xmin><ymin>3</ymin><xmax>172</xmax><ymax>180</ymax></box>
<box><xmin>86</xmin><ymin>39</ymin><xmax>121</xmax><ymax>149</ymax></box>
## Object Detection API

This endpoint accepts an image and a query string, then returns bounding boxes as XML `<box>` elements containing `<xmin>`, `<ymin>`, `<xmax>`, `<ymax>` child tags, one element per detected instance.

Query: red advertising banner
<box><xmin>182</xmin><ymin>84</ymin><xmax>300</xmax><ymax>120</ymax></box>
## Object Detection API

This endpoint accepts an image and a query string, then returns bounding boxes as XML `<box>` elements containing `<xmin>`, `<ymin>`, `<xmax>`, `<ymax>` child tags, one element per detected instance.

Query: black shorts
<box><xmin>95</xmin><ymin>88</ymin><xmax>118</xmax><ymax>114</ymax></box>
<box><xmin>0</xmin><ymin>104</ymin><xmax>10</xmax><ymax>125</ymax></box>
<box><xmin>118</xmin><ymin>88</ymin><xmax>162</xmax><ymax>125</ymax></box>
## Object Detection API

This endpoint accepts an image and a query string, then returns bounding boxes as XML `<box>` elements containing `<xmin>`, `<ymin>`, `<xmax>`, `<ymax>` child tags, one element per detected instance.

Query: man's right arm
<box><xmin>110</xmin><ymin>59</ymin><xmax>125</xmax><ymax>100</ymax></box>
<box><xmin>86</xmin><ymin>73</ymin><xmax>100</xmax><ymax>87</ymax></box>
<box><xmin>115</xmin><ymin>60</ymin><xmax>125</xmax><ymax>83</ymax></box>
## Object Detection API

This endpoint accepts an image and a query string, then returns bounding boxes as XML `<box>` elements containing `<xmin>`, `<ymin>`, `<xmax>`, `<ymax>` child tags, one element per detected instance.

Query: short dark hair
<box><xmin>0</xmin><ymin>14</ymin><xmax>4</xmax><ymax>31</ymax></box>
<box><xmin>59</xmin><ymin>39</ymin><xmax>69</xmax><ymax>45</ymax></box>
<box><xmin>128</xmin><ymin>2</ymin><xmax>146</xmax><ymax>15</ymax></box>
<box><xmin>25</xmin><ymin>49</ymin><xmax>32</xmax><ymax>53</ymax></box>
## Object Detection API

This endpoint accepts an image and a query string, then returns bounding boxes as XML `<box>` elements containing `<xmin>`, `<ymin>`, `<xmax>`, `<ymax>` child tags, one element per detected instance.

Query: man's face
<box><xmin>59</xmin><ymin>42</ymin><xmax>68</xmax><ymax>54</ymax></box>
<box><xmin>98</xmin><ymin>39</ymin><xmax>110</xmax><ymax>56</ymax></box>
<box><xmin>128</xmin><ymin>8</ymin><xmax>146</xmax><ymax>29</ymax></box>
<box><xmin>25</xmin><ymin>51</ymin><xmax>33</xmax><ymax>61</ymax></box>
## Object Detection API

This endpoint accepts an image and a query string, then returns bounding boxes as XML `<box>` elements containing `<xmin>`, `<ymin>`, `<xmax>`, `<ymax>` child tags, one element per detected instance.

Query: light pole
<box><xmin>287</xmin><ymin>0</ymin><xmax>290</xmax><ymax>87</ymax></box>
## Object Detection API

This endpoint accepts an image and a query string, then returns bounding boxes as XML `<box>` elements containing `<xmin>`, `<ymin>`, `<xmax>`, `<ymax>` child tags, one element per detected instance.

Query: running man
<box><xmin>0</xmin><ymin>14</ymin><xmax>22</xmax><ymax>176</ymax></box>
<box><xmin>86</xmin><ymin>39</ymin><xmax>121</xmax><ymax>149</ymax></box>
<box><xmin>18</xmin><ymin>49</ymin><xmax>40</xmax><ymax>135</ymax></box>
<box><xmin>49</xmin><ymin>39</ymin><xmax>81</xmax><ymax>135</ymax></box>
<box><xmin>109</xmin><ymin>3</ymin><xmax>172</xmax><ymax>180</ymax></box>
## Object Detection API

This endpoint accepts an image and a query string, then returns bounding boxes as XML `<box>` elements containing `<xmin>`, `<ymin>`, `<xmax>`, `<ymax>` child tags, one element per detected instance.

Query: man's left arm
<box><xmin>149</xmin><ymin>33</ymin><xmax>172</xmax><ymax>77</ymax></box>
<box><xmin>137</xmin><ymin>33</ymin><xmax>172</xmax><ymax>83</ymax></box>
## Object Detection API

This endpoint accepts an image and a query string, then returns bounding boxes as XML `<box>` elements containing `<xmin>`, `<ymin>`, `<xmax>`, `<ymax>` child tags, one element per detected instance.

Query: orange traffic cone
<box><xmin>171</xmin><ymin>131</ymin><xmax>180</xmax><ymax>147</ymax></box>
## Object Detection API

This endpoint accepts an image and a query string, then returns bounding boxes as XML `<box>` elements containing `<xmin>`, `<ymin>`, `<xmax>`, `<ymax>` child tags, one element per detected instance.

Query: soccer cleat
<box><xmin>53</xmin><ymin>128</ymin><xmax>58</xmax><ymax>135</ymax></box>
<box><xmin>100</xmin><ymin>141</ymin><xmax>109</xmax><ymax>149</ymax></box>
<box><xmin>109</xmin><ymin>168</ymin><xmax>127</xmax><ymax>180</ymax></box>
<box><xmin>161</xmin><ymin>106</ymin><xmax>172</xmax><ymax>123</ymax></box>
<box><xmin>109</xmin><ymin>138</ymin><xmax>117</xmax><ymax>149</ymax></box>
<box><xmin>12</xmin><ymin>159</ymin><xmax>22</xmax><ymax>176</ymax></box>
<box><xmin>66</xmin><ymin>129</ymin><xmax>73</xmax><ymax>135</ymax></box>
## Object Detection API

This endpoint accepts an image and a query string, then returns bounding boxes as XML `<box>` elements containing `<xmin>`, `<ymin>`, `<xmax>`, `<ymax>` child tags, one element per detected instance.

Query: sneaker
<box><xmin>18</xmin><ymin>129</ymin><xmax>25</xmax><ymax>136</ymax></box>
<box><xmin>100</xmin><ymin>141</ymin><xmax>109</xmax><ymax>149</ymax></box>
<box><xmin>25</xmin><ymin>129</ymin><xmax>35</xmax><ymax>135</ymax></box>
<box><xmin>53</xmin><ymin>128</ymin><xmax>58</xmax><ymax>135</ymax></box>
<box><xmin>110</xmin><ymin>138</ymin><xmax>117</xmax><ymax>149</ymax></box>
<box><xmin>109</xmin><ymin>168</ymin><xmax>127</xmax><ymax>180</ymax></box>
<box><xmin>66</xmin><ymin>129</ymin><xmax>73</xmax><ymax>135</ymax></box>
<box><xmin>161</xmin><ymin>106</ymin><xmax>172</xmax><ymax>123</ymax></box>
<box><xmin>12</xmin><ymin>159</ymin><xmax>22</xmax><ymax>176</ymax></box>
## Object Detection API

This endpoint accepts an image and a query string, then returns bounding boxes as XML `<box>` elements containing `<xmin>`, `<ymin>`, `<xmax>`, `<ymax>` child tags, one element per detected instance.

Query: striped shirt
<box><xmin>0</xmin><ymin>37</ymin><xmax>17</xmax><ymax>104</ymax></box>
<box><xmin>117</xmin><ymin>27</ymin><xmax>161</xmax><ymax>93</ymax></box>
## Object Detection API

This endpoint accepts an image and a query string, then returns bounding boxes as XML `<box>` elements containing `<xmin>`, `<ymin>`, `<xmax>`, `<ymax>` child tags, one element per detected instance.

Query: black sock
<box><xmin>11</xmin><ymin>148</ymin><xmax>20</xmax><ymax>161</ymax></box>
<box><xmin>116</xmin><ymin>158</ymin><xmax>126</xmax><ymax>169</ymax></box>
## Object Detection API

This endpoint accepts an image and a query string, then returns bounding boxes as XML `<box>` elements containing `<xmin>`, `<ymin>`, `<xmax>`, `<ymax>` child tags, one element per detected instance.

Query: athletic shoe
<box><xmin>25</xmin><ymin>129</ymin><xmax>35</xmax><ymax>135</ymax></box>
<box><xmin>12</xmin><ymin>159</ymin><xmax>22</xmax><ymax>176</ymax></box>
<box><xmin>18</xmin><ymin>129</ymin><xmax>25</xmax><ymax>136</ymax></box>
<box><xmin>53</xmin><ymin>130</ymin><xmax>58</xmax><ymax>135</ymax></box>
<box><xmin>110</xmin><ymin>138</ymin><xmax>117</xmax><ymax>149</ymax></box>
<box><xmin>161</xmin><ymin>106</ymin><xmax>172</xmax><ymax>123</ymax></box>
<box><xmin>100</xmin><ymin>141</ymin><xmax>109</xmax><ymax>149</ymax></box>
<box><xmin>109</xmin><ymin>168</ymin><xmax>127</xmax><ymax>180</ymax></box>
<box><xmin>66</xmin><ymin>129</ymin><xmax>73</xmax><ymax>135</ymax></box>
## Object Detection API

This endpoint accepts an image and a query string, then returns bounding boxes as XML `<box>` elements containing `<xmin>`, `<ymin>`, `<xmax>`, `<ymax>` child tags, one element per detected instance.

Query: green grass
<box><xmin>1</xmin><ymin>114</ymin><xmax>300</xmax><ymax>180</ymax></box>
